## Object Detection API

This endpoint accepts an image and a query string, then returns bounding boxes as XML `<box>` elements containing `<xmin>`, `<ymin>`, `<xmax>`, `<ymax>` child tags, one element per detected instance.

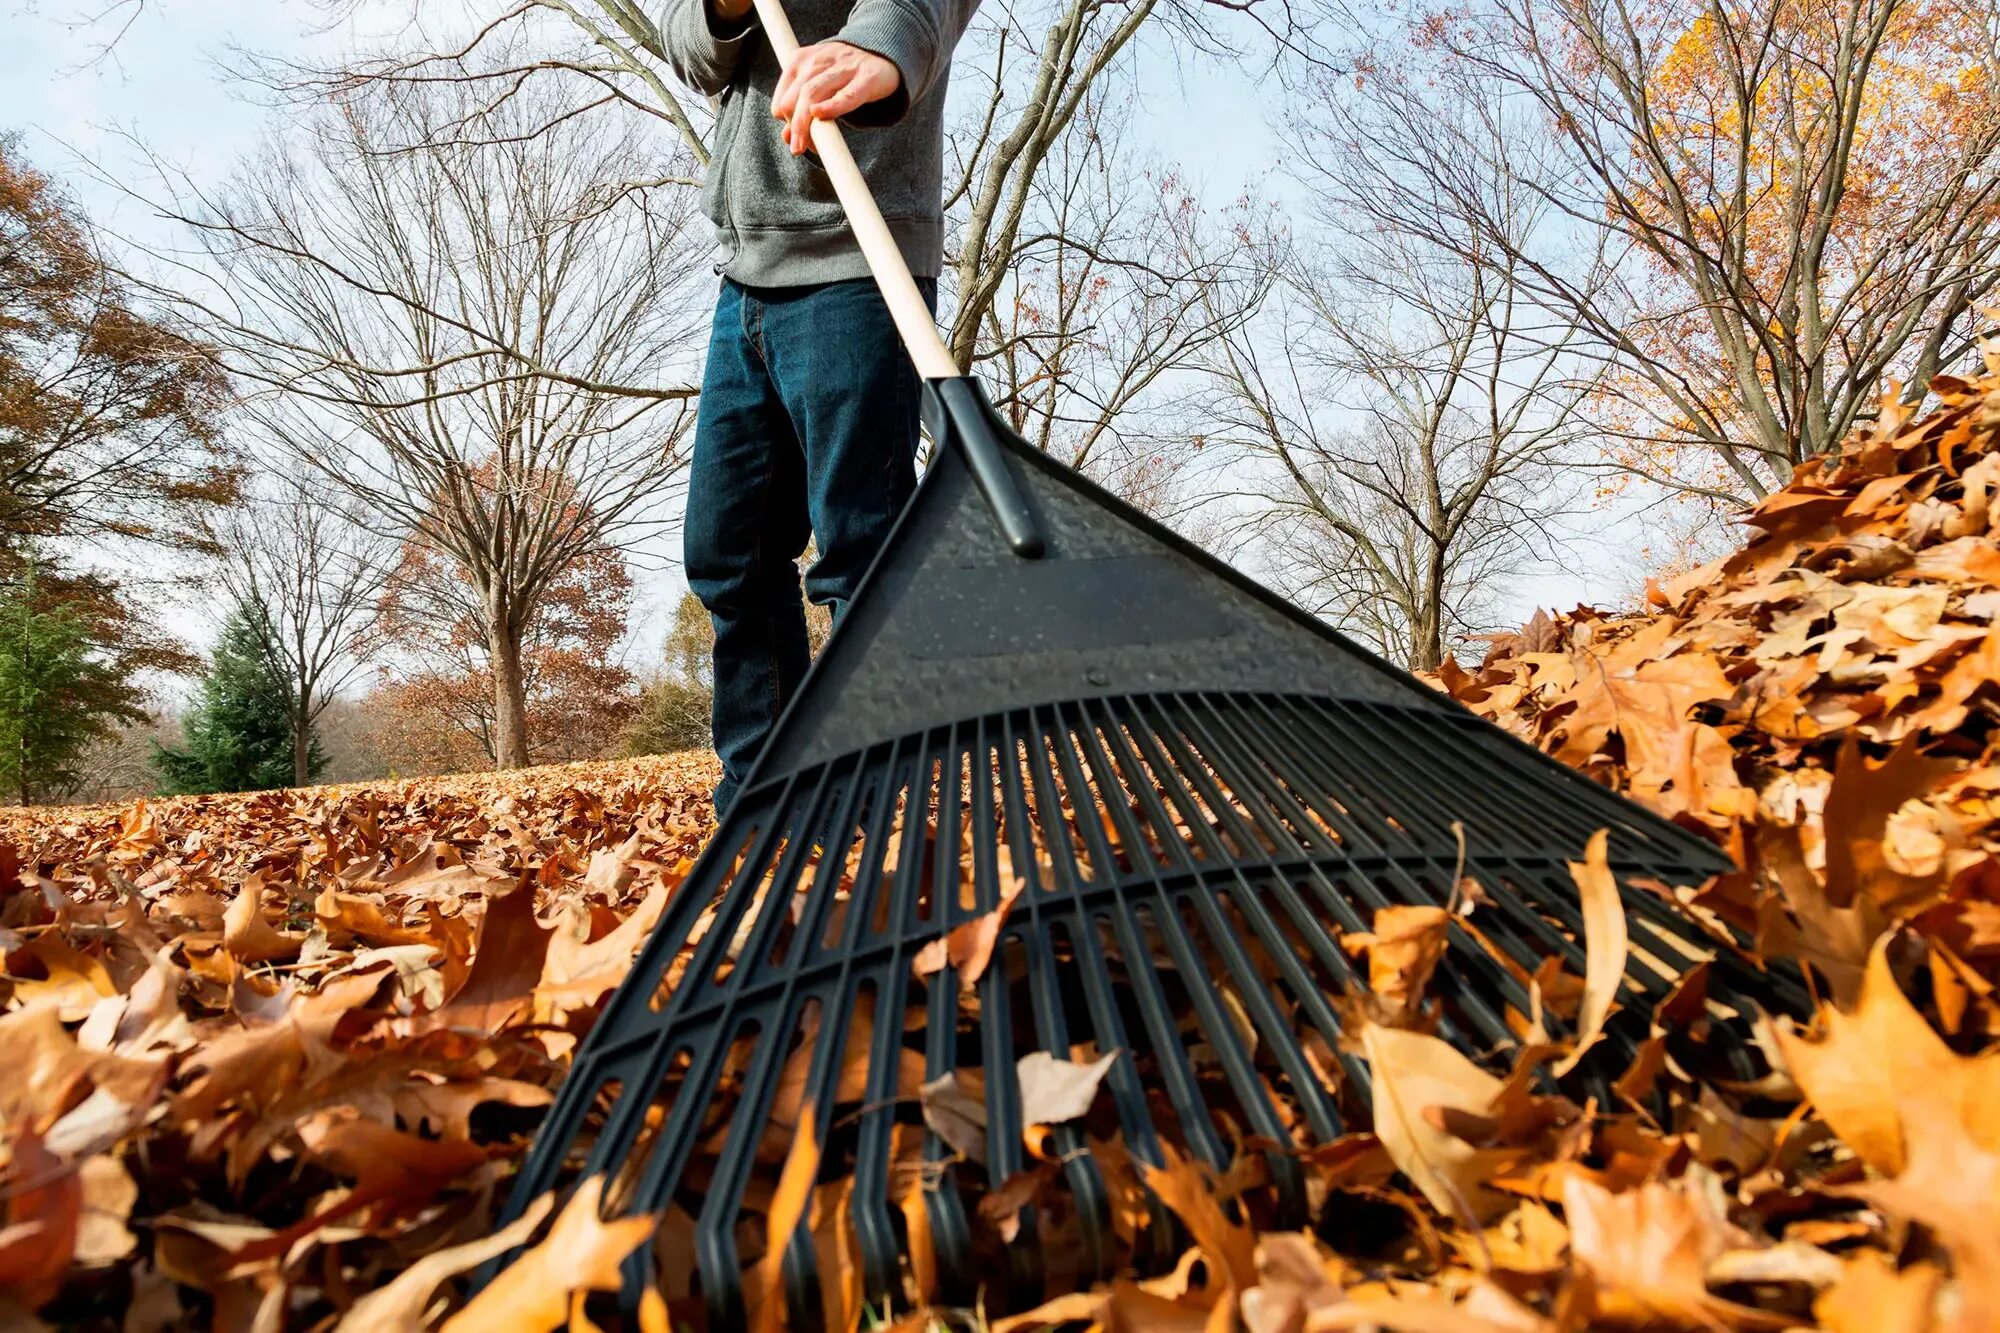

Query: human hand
<box><xmin>770</xmin><ymin>41</ymin><xmax>902</xmax><ymax>154</ymax></box>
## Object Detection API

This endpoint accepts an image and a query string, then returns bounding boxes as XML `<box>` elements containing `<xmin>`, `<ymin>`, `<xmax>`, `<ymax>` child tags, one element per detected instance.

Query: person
<box><xmin>662</xmin><ymin>0</ymin><xmax>979</xmax><ymax>815</ymax></box>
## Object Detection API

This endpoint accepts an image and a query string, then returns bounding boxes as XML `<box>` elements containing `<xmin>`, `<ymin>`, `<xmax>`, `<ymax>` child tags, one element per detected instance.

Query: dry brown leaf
<box><xmin>749</xmin><ymin>1104</ymin><xmax>821</xmax><ymax>1333</ymax></box>
<box><xmin>990</xmin><ymin>1291</ymin><xmax>1108</xmax><ymax>1332</ymax></box>
<box><xmin>541</xmin><ymin>879</ymin><xmax>670</xmax><ymax>993</ymax></box>
<box><xmin>1017</xmin><ymin>1049</ymin><xmax>1120</xmax><ymax>1126</ymax></box>
<box><xmin>1820</xmin><ymin>735</ymin><xmax>1961</xmax><ymax>914</ymax></box>
<box><xmin>336</xmin><ymin>1193</ymin><xmax>556</xmax><ymax>1332</ymax></box>
<box><xmin>0</xmin><ymin>1133</ymin><xmax>80</xmax><ymax>1307</ymax></box>
<box><xmin>1302</xmin><ymin>1293</ymin><xmax>1554</xmax><ymax>1332</ymax></box>
<box><xmin>1139</xmin><ymin>1143</ymin><xmax>1258</xmax><ymax>1332</ymax></box>
<box><xmin>1104</xmin><ymin>1281</ymin><xmax>1214</xmax><ymax>1331</ymax></box>
<box><xmin>1811</xmin><ymin>1251</ymin><xmax>1944</xmax><ymax>1333</ymax></box>
<box><xmin>439</xmin><ymin>1178</ymin><xmax>653</xmax><ymax>1333</ymax></box>
<box><xmin>910</xmin><ymin>877</ymin><xmax>1025</xmax><ymax>990</ymax></box>
<box><xmin>899</xmin><ymin>1184</ymin><xmax>936</xmax><ymax>1304</ymax></box>
<box><xmin>979</xmin><ymin>1163</ymin><xmax>1056</xmax><ymax>1243</ymax></box>
<box><xmin>1241</xmin><ymin>1232</ymin><xmax>1343</xmax><ymax>1333</ymax></box>
<box><xmin>0</xmin><ymin>1004</ymin><xmax>166</xmax><ymax>1138</ymax></box>
<box><xmin>6</xmin><ymin>934</ymin><xmax>118</xmax><ymax>1019</ymax></box>
<box><xmin>1561</xmin><ymin>1173</ymin><xmax>1778</xmax><ymax>1328</ymax></box>
<box><xmin>72</xmin><ymin>1155</ymin><xmax>137</xmax><ymax>1267</ymax></box>
<box><xmin>1359</xmin><ymin>1021</ymin><xmax>1516</xmax><ymax>1224</ymax></box>
<box><xmin>1774</xmin><ymin>936</ymin><xmax>2000</xmax><ymax>1175</ymax></box>
<box><xmin>221</xmin><ymin>875</ymin><xmax>303</xmax><ymax>965</ymax></box>
<box><xmin>919</xmin><ymin>1069</ymin><xmax>988</xmax><ymax>1161</ymax></box>
<box><xmin>1757</xmin><ymin>822</ymin><xmax>1882</xmax><ymax>1005</ymax></box>
<box><xmin>1343</xmin><ymin>905</ymin><xmax>1450</xmax><ymax>1022</ymax></box>
<box><xmin>1553</xmin><ymin>829</ymin><xmax>1626</xmax><ymax>1077</ymax></box>
<box><xmin>430</xmin><ymin>881</ymin><xmax>554</xmax><ymax>1032</ymax></box>
<box><xmin>1853</xmin><ymin>1086</ymin><xmax>2000</xmax><ymax>1329</ymax></box>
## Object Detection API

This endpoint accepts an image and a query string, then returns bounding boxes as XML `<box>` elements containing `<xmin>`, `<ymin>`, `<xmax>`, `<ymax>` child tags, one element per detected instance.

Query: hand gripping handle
<box><xmin>747</xmin><ymin>0</ymin><xmax>1045</xmax><ymax>558</ymax></box>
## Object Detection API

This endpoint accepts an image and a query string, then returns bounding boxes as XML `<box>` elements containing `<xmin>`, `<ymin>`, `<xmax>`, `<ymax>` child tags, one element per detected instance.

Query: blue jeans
<box><xmin>685</xmin><ymin>277</ymin><xmax>931</xmax><ymax>815</ymax></box>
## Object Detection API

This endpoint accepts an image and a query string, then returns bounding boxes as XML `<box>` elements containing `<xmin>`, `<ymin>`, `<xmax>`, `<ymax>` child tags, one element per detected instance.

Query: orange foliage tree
<box><xmin>1600</xmin><ymin>0</ymin><xmax>2000</xmax><ymax>497</ymax></box>
<box><xmin>369</xmin><ymin>469</ymin><xmax>638</xmax><ymax>774</ymax></box>
<box><xmin>1</xmin><ymin>136</ymin><xmax>235</xmax><ymax>556</ymax></box>
<box><xmin>1312</xmin><ymin>0</ymin><xmax>2000</xmax><ymax>509</ymax></box>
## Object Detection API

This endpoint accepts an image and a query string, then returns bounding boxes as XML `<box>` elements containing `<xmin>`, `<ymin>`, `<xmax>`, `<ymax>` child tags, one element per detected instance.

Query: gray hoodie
<box><xmin>659</xmin><ymin>0</ymin><xmax>978</xmax><ymax>287</ymax></box>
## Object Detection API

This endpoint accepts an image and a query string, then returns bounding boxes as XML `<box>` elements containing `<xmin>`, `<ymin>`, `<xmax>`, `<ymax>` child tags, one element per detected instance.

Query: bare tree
<box><xmin>1306</xmin><ymin>0</ymin><xmax>2000</xmax><ymax>505</ymax></box>
<box><xmin>58</xmin><ymin>709</ymin><xmax>179</xmax><ymax>804</ymax></box>
<box><xmin>209</xmin><ymin>468</ymin><xmax>391</xmax><ymax>786</ymax></box>
<box><xmin>1205</xmin><ymin>210</ymin><xmax>1592</xmax><ymax>671</ymax></box>
<box><xmin>142</xmin><ymin>75</ymin><xmax>707</xmax><ymax>767</ymax></box>
<box><xmin>966</xmin><ymin>81</ymin><xmax>1269</xmax><ymax>510</ymax></box>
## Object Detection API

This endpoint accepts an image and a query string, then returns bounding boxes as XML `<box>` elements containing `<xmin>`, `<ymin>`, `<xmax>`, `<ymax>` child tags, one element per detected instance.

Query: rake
<box><xmin>491</xmin><ymin>7</ymin><xmax>1807</xmax><ymax>1322</ymax></box>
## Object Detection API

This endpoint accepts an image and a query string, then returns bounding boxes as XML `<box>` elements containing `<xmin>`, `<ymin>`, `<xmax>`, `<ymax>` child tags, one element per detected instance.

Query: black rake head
<box><xmin>492</xmin><ymin>380</ymin><xmax>1806</xmax><ymax>1329</ymax></box>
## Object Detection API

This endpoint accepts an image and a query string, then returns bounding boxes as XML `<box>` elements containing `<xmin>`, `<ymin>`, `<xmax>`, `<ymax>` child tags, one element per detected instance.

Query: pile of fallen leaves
<box><xmin>0</xmin><ymin>755</ymin><xmax>717</xmax><ymax>1329</ymax></box>
<box><xmin>1437</xmin><ymin>367</ymin><xmax>2000</xmax><ymax>1010</ymax></box>
<box><xmin>6</xmin><ymin>366</ymin><xmax>2000</xmax><ymax>1333</ymax></box>
<box><xmin>1418</xmin><ymin>365</ymin><xmax>2000</xmax><ymax>1331</ymax></box>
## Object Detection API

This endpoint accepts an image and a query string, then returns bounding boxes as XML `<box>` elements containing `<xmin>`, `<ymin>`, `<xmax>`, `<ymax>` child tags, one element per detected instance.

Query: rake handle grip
<box><xmin>748</xmin><ymin>0</ymin><xmax>1045</xmax><ymax>558</ymax></box>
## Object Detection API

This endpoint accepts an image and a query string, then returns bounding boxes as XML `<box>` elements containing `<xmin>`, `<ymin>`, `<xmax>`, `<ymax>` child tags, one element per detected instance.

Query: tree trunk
<box><xmin>1412</xmin><ymin>549</ymin><xmax>1448</xmax><ymax>673</ymax></box>
<box><xmin>489</xmin><ymin>619</ymin><xmax>531</xmax><ymax>769</ymax></box>
<box><xmin>292</xmin><ymin>710</ymin><xmax>312</xmax><ymax>787</ymax></box>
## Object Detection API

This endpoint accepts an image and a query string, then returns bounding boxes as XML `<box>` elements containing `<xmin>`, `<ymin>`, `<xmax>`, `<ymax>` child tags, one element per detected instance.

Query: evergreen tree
<box><xmin>0</xmin><ymin>559</ymin><xmax>145</xmax><ymax>805</ymax></box>
<box><xmin>154</xmin><ymin>608</ymin><xmax>325</xmax><ymax>794</ymax></box>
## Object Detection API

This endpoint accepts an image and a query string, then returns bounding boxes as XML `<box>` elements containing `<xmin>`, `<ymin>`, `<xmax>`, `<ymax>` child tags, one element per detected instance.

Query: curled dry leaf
<box><xmin>1773</xmin><ymin>936</ymin><xmax>2000</xmax><ymax>1176</ymax></box>
<box><xmin>440</xmin><ymin>1177</ymin><xmax>654</xmax><ymax>1333</ymax></box>
<box><xmin>1553</xmin><ymin>829</ymin><xmax>1627</xmax><ymax>1077</ymax></box>
<box><xmin>1342</xmin><ymin>904</ymin><xmax>1451</xmax><ymax>1023</ymax></box>
<box><xmin>430</xmin><ymin>880</ymin><xmax>555</xmax><ymax>1033</ymax></box>
<box><xmin>910</xmin><ymin>876</ymin><xmax>1025</xmax><ymax>990</ymax></box>
<box><xmin>750</xmin><ymin>1104</ymin><xmax>820</xmax><ymax>1333</ymax></box>
<box><xmin>221</xmin><ymin>875</ymin><xmax>303</xmax><ymax>965</ymax></box>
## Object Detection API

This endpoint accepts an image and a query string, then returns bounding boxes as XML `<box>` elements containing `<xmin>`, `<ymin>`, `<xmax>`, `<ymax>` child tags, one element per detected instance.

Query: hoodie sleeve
<box><xmin>658</xmin><ymin>0</ymin><xmax>760</xmax><ymax>96</ymax></box>
<box><xmin>836</xmin><ymin>0</ymin><xmax>980</xmax><ymax>125</ymax></box>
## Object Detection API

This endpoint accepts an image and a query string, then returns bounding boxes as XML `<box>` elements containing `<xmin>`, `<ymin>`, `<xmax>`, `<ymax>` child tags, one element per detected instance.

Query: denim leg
<box><xmin>684</xmin><ymin>281</ymin><xmax>813</xmax><ymax>814</ymax></box>
<box><xmin>762</xmin><ymin>278</ymin><xmax>930</xmax><ymax>624</ymax></box>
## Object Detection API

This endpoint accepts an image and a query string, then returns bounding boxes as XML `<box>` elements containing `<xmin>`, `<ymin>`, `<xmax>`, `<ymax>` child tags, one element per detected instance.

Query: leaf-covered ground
<box><xmin>0</xmin><ymin>755</ymin><xmax>718</xmax><ymax>1330</ymax></box>
<box><xmin>6</xmin><ymin>366</ymin><xmax>2000</xmax><ymax>1332</ymax></box>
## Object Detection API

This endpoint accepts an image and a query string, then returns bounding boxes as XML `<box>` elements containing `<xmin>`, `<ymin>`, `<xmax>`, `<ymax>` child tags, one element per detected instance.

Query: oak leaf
<box><xmin>1774</xmin><ymin>936</ymin><xmax>2000</xmax><ymax>1176</ymax></box>
<box><xmin>1342</xmin><ymin>905</ymin><xmax>1450</xmax><ymax>1023</ymax></box>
